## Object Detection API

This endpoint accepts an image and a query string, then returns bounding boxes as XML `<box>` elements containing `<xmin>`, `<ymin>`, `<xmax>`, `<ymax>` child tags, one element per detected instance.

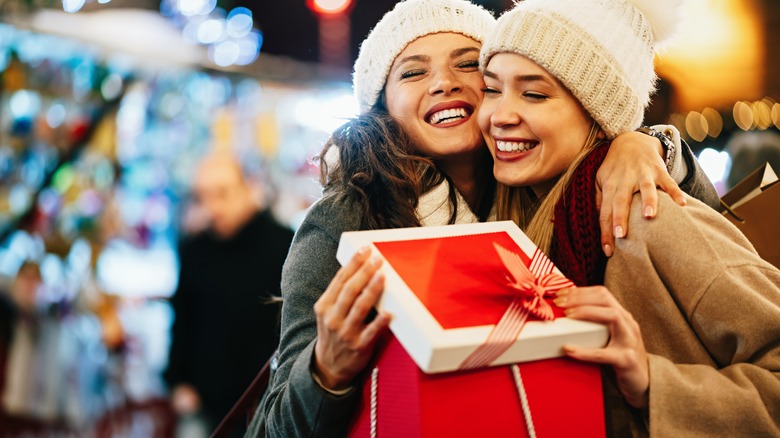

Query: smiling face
<box><xmin>383</xmin><ymin>33</ymin><xmax>485</xmax><ymax>161</ymax></box>
<box><xmin>478</xmin><ymin>53</ymin><xmax>593</xmax><ymax>196</ymax></box>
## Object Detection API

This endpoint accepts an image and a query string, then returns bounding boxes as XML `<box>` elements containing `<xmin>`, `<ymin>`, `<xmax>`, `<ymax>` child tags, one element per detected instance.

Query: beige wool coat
<box><xmin>603</xmin><ymin>192</ymin><xmax>780</xmax><ymax>437</ymax></box>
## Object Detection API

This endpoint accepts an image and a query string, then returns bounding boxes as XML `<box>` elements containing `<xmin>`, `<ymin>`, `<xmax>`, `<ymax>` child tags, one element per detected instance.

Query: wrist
<box><xmin>311</xmin><ymin>354</ymin><xmax>354</xmax><ymax>395</ymax></box>
<box><xmin>637</xmin><ymin>126</ymin><xmax>675</xmax><ymax>173</ymax></box>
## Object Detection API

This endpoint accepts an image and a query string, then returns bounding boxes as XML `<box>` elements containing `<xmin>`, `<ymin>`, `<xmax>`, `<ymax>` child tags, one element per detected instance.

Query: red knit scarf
<box><xmin>549</xmin><ymin>143</ymin><xmax>611</xmax><ymax>287</ymax></box>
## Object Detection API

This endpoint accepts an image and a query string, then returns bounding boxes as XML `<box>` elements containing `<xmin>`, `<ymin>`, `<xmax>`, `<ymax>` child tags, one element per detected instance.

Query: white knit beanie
<box><xmin>353</xmin><ymin>0</ymin><xmax>496</xmax><ymax>114</ymax></box>
<box><xmin>480</xmin><ymin>0</ymin><xmax>684</xmax><ymax>138</ymax></box>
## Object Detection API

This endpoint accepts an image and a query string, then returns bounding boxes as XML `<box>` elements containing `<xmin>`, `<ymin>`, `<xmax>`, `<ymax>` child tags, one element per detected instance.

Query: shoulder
<box><xmin>298</xmin><ymin>191</ymin><xmax>364</xmax><ymax>239</ymax></box>
<box><xmin>627</xmin><ymin>193</ymin><xmax>747</xmax><ymax>250</ymax></box>
<box><xmin>283</xmin><ymin>192</ymin><xmax>364</xmax><ymax>277</ymax></box>
<box><xmin>620</xmin><ymin>192</ymin><xmax>769</xmax><ymax>283</ymax></box>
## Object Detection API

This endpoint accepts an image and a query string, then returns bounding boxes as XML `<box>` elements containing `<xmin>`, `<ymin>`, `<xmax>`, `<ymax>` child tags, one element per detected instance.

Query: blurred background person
<box><xmin>0</xmin><ymin>261</ymin><xmax>69</xmax><ymax>435</ymax></box>
<box><xmin>164</xmin><ymin>153</ymin><xmax>294</xmax><ymax>437</ymax></box>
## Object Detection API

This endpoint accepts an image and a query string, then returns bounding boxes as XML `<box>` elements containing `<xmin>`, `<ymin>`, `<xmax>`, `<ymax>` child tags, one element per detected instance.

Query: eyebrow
<box><xmin>392</xmin><ymin>46</ymin><xmax>481</xmax><ymax>73</ymax></box>
<box><xmin>483</xmin><ymin>71</ymin><xmax>550</xmax><ymax>84</ymax></box>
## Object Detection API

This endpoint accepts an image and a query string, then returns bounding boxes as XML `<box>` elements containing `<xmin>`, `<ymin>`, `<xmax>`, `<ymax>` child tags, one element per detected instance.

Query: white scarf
<box><xmin>416</xmin><ymin>180</ymin><xmax>495</xmax><ymax>226</ymax></box>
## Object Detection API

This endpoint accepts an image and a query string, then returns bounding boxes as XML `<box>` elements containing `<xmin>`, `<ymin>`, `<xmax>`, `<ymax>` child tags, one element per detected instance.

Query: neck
<box><xmin>437</xmin><ymin>149</ymin><xmax>490</xmax><ymax>214</ymax></box>
<box><xmin>215</xmin><ymin>205</ymin><xmax>259</xmax><ymax>239</ymax></box>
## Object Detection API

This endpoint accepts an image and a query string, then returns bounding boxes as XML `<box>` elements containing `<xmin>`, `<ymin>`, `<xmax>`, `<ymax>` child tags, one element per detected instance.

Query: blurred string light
<box><xmin>57</xmin><ymin>0</ymin><xmax>259</xmax><ymax>67</ymax></box>
<box><xmin>672</xmin><ymin>97</ymin><xmax>780</xmax><ymax>145</ymax></box>
<box><xmin>161</xmin><ymin>0</ymin><xmax>262</xmax><ymax>67</ymax></box>
<box><xmin>10</xmin><ymin>90</ymin><xmax>41</xmax><ymax>119</ymax></box>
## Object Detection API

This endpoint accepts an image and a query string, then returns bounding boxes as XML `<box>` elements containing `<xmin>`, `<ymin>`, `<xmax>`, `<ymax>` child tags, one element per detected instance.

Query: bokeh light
<box><xmin>701</xmin><ymin>107</ymin><xmax>723</xmax><ymax>138</ymax></box>
<box><xmin>733</xmin><ymin>101</ymin><xmax>754</xmax><ymax>130</ymax></box>
<box><xmin>753</xmin><ymin>100</ymin><xmax>773</xmax><ymax>130</ymax></box>
<box><xmin>685</xmin><ymin>111</ymin><xmax>709</xmax><ymax>142</ymax></box>
<box><xmin>698</xmin><ymin>148</ymin><xmax>732</xmax><ymax>185</ymax></box>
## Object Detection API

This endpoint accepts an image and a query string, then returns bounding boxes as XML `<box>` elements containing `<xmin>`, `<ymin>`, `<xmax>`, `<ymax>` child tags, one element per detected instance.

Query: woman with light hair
<box><xmin>478</xmin><ymin>0</ymin><xmax>780</xmax><ymax>434</ymax></box>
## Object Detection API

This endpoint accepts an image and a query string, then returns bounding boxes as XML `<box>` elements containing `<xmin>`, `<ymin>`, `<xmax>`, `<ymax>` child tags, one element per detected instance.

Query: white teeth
<box><xmin>496</xmin><ymin>140</ymin><xmax>536</xmax><ymax>152</ymax></box>
<box><xmin>429</xmin><ymin>108</ymin><xmax>467</xmax><ymax>124</ymax></box>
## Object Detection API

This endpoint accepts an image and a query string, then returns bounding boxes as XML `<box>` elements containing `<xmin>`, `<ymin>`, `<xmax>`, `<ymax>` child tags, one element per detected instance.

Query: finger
<box><xmin>332</xmin><ymin>256</ymin><xmax>383</xmax><ymax>318</ymax></box>
<box><xmin>562</xmin><ymin>344</ymin><xmax>621</xmax><ymax>366</ymax></box>
<box><xmin>599</xmin><ymin>204</ymin><xmax>615</xmax><ymax>257</ymax></box>
<box><xmin>556</xmin><ymin>286</ymin><xmax>615</xmax><ymax>308</ymax></box>
<box><xmin>564</xmin><ymin>302</ymin><xmax>639</xmax><ymax>344</ymax></box>
<box><xmin>563</xmin><ymin>304</ymin><xmax>623</xmax><ymax>327</ymax></box>
<box><xmin>637</xmin><ymin>180</ymin><xmax>658</xmax><ymax>219</ymax></box>
<box><xmin>318</xmin><ymin>246</ymin><xmax>372</xmax><ymax>308</ymax></box>
<box><xmin>357</xmin><ymin>311</ymin><xmax>392</xmax><ymax>350</ymax></box>
<box><xmin>655</xmin><ymin>173</ymin><xmax>688</xmax><ymax>206</ymax></box>
<box><xmin>610</xmin><ymin>188</ymin><xmax>632</xmax><ymax>240</ymax></box>
<box><xmin>342</xmin><ymin>271</ymin><xmax>385</xmax><ymax>330</ymax></box>
<box><xmin>595</xmin><ymin>181</ymin><xmax>604</xmax><ymax>213</ymax></box>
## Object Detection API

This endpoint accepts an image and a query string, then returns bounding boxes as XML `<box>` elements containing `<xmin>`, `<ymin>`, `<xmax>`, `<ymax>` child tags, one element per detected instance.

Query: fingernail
<box><xmin>357</xmin><ymin>246</ymin><xmax>369</xmax><ymax>255</ymax></box>
<box><xmin>554</xmin><ymin>289</ymin><xmax>569</xmax><ymax>306</ymax></box>
<box><xmin>614</xmin><ymin>226</ymin><xmax>625</xmax><ymax>238</ymax></box>
<box><xmin>677</xmin><ymin>196</ymin><xmax>687</xmax><ymax>206</ymax></box>
<box><xmin>370</xmin><ymin>256</ymin><xmax>382</xmax><ymax>267</ymax></box>
<box><xmin>603</xmin><ymin>243</ymin><xmax>613</xmax><ymax>257</ymax></box>
<box><xmin>564</xmin><ymin>308</ymin><xmax>576</xmax><ymax>316</ymax></box>
<box><xmin>644</xmin><ymin>206</ymin><xmax>654</xmax><ymax>218</ymax></box>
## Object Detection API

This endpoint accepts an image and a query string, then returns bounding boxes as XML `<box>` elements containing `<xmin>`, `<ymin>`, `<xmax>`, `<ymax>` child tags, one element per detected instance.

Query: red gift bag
<box><xmin>348</xmin><ymin>334</ymin><xmax>605</xmax><ymax>438</ymax></box>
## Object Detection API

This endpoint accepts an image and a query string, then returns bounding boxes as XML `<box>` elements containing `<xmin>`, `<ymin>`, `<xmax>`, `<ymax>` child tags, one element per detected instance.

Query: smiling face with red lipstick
<box><xmin>478</xmin><ymin>53</ymin><xmax>593</xmax><ymax>197</ymax></box>
<box><xmin>383</xmin><ymin>33</ymin><xmax>486</xmax><ymax>161</ymax></box>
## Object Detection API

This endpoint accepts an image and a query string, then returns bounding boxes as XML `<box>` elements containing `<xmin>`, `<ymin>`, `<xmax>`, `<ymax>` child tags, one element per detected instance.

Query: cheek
<box><xmin>384</xmin><ymin>84</ymin><xmax>416</xmax><ymax>120</ymax></box>
<box><xmin>477</xmin><ymin>101</ymin><xmax>494</xmax><ymax>133</ymax></box>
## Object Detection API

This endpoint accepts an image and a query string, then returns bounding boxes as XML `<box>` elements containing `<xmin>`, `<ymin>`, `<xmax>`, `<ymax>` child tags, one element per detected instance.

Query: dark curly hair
<box><xmin>318</xmin><ymin>107</ymin><xmax>463</xmax><ymax>230</ymax></box>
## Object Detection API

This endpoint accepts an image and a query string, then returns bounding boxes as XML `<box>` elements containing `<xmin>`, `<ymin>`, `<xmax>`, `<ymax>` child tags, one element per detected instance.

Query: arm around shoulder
<box><xmin>652</xmin><ymin>124</ymin><xmax>721</xmax><ymax>210</ymax></box>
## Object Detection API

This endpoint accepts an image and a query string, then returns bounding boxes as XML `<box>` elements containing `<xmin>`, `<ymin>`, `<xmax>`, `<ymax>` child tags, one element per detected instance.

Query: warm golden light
<box><xmin>656</xmin><ymin>0</ymin><xmax>764</xmax><ymax>112</ymax></box>
<box><xmin>772</xmin><ymin>103</ymin><xmax>780</xmax><ymax>128</ymax></box>
<box><xmin>685</xmin><ymin>111</ymin><xmax>709</xmax><ymax>142</ymax></box>
<box><xmin>753</xmin><ymin>100</ymin><xmax>773</xmax><ymax>130</ymax></box>
<box><xmin>701</xmin><ymin>107</ymin><xmax>723</xmax><ymax>138</ymax></box>
<box><xmin>733</xmin><ymin>101</ymin><xmax>754</xmax><ymax>131</ymax></box>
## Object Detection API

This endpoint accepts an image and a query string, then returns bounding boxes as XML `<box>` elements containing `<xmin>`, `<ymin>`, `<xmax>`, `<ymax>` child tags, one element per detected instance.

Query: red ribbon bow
<box><xmin>459</xmin><ymin>243</ymin><xmax>574</xmax><ymax>370</ymax></box>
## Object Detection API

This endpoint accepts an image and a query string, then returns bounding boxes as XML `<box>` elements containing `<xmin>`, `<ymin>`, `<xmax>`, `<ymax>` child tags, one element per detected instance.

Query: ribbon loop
<box><xmin>458</xmin><ymin>244</ymin><xmax>573</xmax><ymax>370</ymax></box>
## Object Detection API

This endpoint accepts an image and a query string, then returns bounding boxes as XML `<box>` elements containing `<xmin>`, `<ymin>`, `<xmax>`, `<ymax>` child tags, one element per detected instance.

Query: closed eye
<box><xmin>458</xmin><ymin>60</ymin><xmax>479</xmax><ymax>69</ymax></box>
<box><xmin>400</xmin><ymin>69</ymin><xmax>426</xmax><ymax>79</ymax></box>
<box><xmin>524</xmin><ymin>92</ymin><xmax>548</xmax><ymax>101</ymax></box>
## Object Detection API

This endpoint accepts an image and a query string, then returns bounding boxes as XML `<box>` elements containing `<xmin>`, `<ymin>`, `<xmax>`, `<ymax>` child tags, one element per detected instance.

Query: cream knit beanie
<box><xmin>480</xmin><ymin>0</ymin><xmax>684</xmax><ymax>138</ymax></box>
<box><xmin>353</xmin><ymin>0</ymin><xmax>496</xmax><ymax>114</ymax></box>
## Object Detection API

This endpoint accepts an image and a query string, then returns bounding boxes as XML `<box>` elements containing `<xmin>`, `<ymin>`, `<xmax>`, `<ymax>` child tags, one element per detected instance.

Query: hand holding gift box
<box><xmin>338</xmin><ymin>221</ymin><xmax>609</xmax><ymax>437</ymax></box>
<box><xmin>336</xmin><ymin>220</ymin><xmax>609</xmax><ymax>374</ymax></box>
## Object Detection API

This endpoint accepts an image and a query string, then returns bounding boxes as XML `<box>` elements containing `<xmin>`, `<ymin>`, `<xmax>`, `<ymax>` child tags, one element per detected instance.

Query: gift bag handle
<box><xmin>720</xmin><ymin>199</ymin><xmax>745</xmax><ymax>223</ymax></box>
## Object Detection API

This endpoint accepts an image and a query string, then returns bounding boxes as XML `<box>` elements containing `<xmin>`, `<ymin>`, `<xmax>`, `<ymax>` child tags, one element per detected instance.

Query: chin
<box><xmin>494</xmin><ymin>167</ymin><xmax>530</xmax><ymax>187</ymax></box>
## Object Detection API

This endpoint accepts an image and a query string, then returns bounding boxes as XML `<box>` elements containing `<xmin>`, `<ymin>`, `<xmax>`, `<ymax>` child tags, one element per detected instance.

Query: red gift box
<box><xmin>347</xmin><ymin>334</ymin><xmax>605</xmax><ymax>437</ymax></box>
<box><xmin>336</xmin><ymin>221</ymin><xmax>608</xmax><ymax>373</ymax></box>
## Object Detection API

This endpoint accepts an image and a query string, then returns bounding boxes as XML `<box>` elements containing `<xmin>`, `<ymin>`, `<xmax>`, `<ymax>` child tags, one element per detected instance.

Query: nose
<box><xmin>429</xmin><ymin>69</ymin><xmax>462</xmax><ymax>96</ymax></box>
<box><xmin>489</xmin><ymin>95</ymin><xmax>521</xmax><ymax>128</ymax></box>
